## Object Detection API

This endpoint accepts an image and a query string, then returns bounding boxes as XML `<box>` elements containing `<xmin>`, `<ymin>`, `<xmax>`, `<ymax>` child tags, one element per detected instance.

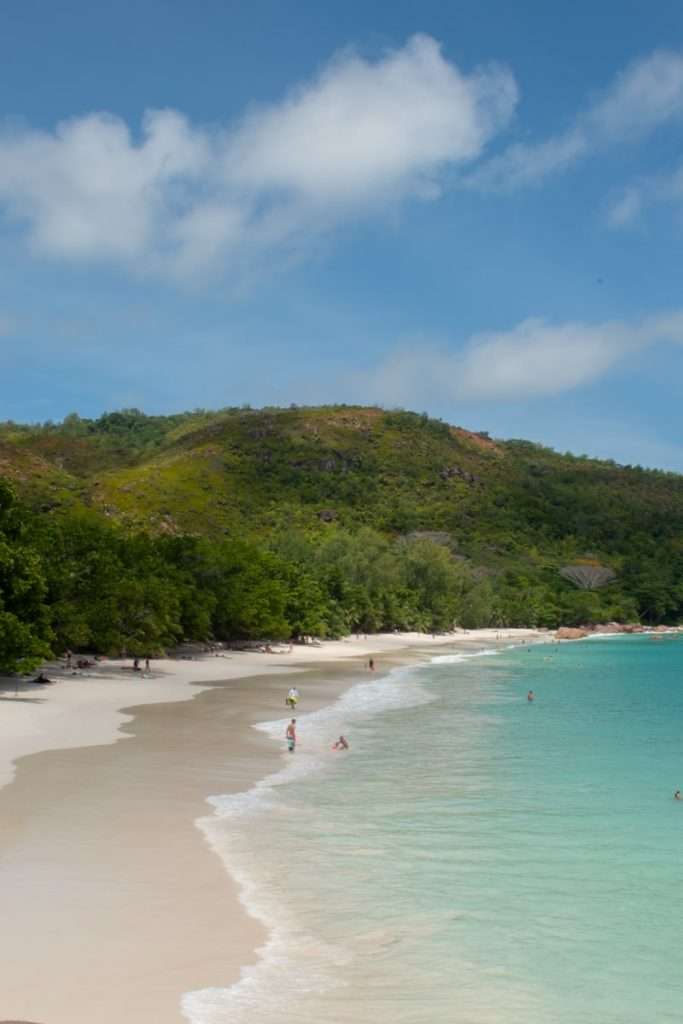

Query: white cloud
<box><xmin>457</xmin><ymin>319</ymin><xmax>631</xmax><ymax>398</ymax></box>
<box><xmin>359</xmin><ymin>311</ymin><xmax>683</xmax><ymax>405</ymax></box>
<box><xmin>606</xmin><ymin>186</ymin><xmax>643</xmax><ymax>227</ymax></box>
<box><xmin>0</xmin><ymin>35</ymin><xmax>516</xmax><ymax>281</ymax></box>
<box><xmin>587</xmin><ymin>50</ymin><xmax>683</xmax><ymax>140</ymax></box>
<box><xmin>225</xmin><ymin>35</ymin><xmax>516</xmax><ymax>202</ymax></box>
<box><xmin>606</xmin><ymin>158</ymin><xmax>683</xmax><ymax>228</ymax></box>
<box><xmin>469</xmin><ymin>50</ymin><xmax>683</xmax><ymax>191</ymax></box>
<box><xmin>467</xmin><ymin>130</ymin><xmax>587</xmax><ymax>191</ymax></box>
<box><xmin>0</xmin><ymin>110</ymin><xmax>209</xmax><ymax>262</ymax></box>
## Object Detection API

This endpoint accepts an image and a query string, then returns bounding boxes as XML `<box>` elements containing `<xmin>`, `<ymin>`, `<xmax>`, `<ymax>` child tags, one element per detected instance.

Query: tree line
<box><xmin>0</xmin><ymin>479</ymin><xmax>477</xmax><ymax>673</ymax></box>
<box><xmin>1</xmin><ymin>472</ymin><xmax>680</xmax><ymax>675</ymax></box>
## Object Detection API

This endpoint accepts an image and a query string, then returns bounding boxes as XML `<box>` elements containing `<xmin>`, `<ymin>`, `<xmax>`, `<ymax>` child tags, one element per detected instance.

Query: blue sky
<box><xmin>2</xmin><ymin>0</ymin><xmax>683</xmax><ymax>468</ymax></box>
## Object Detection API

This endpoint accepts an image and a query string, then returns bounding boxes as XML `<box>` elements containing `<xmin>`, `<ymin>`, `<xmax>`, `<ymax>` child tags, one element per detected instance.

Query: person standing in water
<box><xmin>368</xmin><ymin>658</ymin><xmax>375</xmax><ymax>671</ymax></box>
<box><xmin>286</xmin><ymin>719</ymin><xmax>297</xmax><ymax>753</ymax></box>
<box><xmin>675</xmin><ymin>790</ymin><xmax>681</xmax><ymax>801</ymax></box>
<box><xmin>527</xmin><ymin>690</ymin><xmax>535</xmax><ymax>702</ymax></box>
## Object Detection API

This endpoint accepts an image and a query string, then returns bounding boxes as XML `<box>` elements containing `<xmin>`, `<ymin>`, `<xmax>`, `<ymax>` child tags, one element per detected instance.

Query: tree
<box><xmin>209</xmin><ymin>543</ymin><xmax>290</xmax><ymax>639</ymax></box>
<box><xmin>559</xmin><ymin>564</ymin><xmax>617</xmax><ymax>590</ymax></box>
<box><xmin>0</xmin><ymin>480</ymin><xmax>52</xmax><ymax>672</ymax></box>
<box><xmin>400</xmin><ymin>539</ymin><xmax>470</xmax><ymax>631</ymax></box>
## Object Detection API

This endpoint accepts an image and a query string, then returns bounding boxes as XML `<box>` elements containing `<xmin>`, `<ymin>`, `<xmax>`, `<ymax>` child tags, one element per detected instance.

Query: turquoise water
<box><xmin>187</xmin><ymin>637</ymin><xmax>683</xmax><ymax>1023</ymax></box>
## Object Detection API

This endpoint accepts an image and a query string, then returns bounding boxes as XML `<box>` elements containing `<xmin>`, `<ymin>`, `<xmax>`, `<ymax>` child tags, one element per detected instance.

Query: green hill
<box><xmin>2</xmin><ymin>404</ymin><xmax>682</xmax><ymax>558</ymax></box>
<box><xmin>1</xmin><ymin>405</ymin><xmax>682</xmax><ymax>670</ymax></box>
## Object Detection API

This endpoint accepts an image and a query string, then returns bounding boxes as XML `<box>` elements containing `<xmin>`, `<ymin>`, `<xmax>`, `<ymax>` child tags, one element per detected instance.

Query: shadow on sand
<box><xmin>0</xmin><ymin>697</ymin><xmax>47</xmax><ymax>704</ymax></box>
<box><xmin>0</xmin><ymin>678</ymin><xmax>55</xmax><ymax>698</ymax></box>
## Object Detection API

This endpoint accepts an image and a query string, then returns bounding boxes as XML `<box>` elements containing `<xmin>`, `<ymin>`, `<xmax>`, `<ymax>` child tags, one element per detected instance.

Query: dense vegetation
<box><xmin>1</xmin><ymin>404</ymin><xmax>682</xmax><ymax>672</ymax></box>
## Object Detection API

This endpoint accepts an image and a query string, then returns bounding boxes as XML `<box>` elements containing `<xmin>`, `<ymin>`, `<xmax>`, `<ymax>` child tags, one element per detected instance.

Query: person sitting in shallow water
<box><xmin>332</xmin><ymin>735</ymin><xmax>349</xmax><ymax>750</ymax></box>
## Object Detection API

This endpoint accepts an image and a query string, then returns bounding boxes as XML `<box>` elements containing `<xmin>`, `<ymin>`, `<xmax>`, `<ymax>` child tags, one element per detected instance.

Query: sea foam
<box><xmin>183</xmin><ymin>664</ymin><xmax>436</xmax><ymax>1023</ymax></box>
<box><xmin>431</xmin><ymin>647</ymin><xmax>502</xmax><ymax>664</ymax></box>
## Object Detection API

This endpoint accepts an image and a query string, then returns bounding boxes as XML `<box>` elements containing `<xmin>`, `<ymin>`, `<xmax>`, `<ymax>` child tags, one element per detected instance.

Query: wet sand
<box><xmin>0</xmin><ymin>666</ymin><xmax>351</xmax><ymax>1023</ymax></box>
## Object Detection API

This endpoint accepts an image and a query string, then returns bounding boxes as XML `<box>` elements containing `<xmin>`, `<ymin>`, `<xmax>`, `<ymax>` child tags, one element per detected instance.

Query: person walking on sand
<box><xmin>286</xmin><ymin>719</ymin><xmax>297</xmax><ymax>753</ymax></box>
<box><xmin>286</xmin><ymin>686</ymin><xmax>299</xmax><ymax>709</ymax></box>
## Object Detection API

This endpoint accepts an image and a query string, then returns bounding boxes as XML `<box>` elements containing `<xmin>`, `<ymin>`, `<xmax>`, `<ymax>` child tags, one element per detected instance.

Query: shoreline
<box><xmin>0</xmin><ymin>629</ymin><xmax>550</xmax><ymax>792</ymax></box>
<box><xmin>0</xmin><ymin>629</ymin><xmax>548</xmax><ymax>1023</ymax></box>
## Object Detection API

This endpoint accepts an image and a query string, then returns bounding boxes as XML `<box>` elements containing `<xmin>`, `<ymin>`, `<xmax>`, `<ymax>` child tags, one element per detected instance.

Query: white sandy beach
<box><xmin>0</xmin><ymin>629</ymin><xmax>546</xmax><ymax>1023</ymax></box>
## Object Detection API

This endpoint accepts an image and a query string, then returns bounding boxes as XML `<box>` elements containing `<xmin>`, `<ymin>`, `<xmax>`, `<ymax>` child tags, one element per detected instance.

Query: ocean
<box><xmin>185</xmin><ymin>635</ymin><xmax>683</xmax><ymax>1023</ymax></box>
